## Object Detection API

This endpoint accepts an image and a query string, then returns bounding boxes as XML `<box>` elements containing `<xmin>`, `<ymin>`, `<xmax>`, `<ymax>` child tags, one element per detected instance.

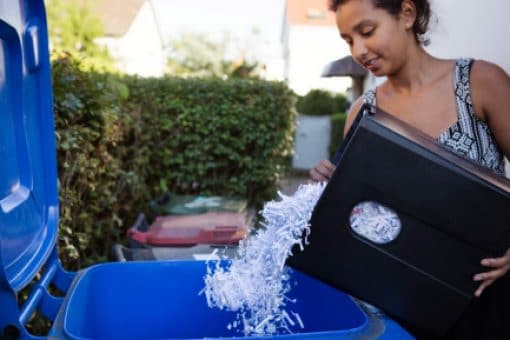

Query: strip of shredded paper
<box><xmin>202</xmin><ymin>182</ymin><xmax>326</xmax><ymax>336</ymax></box>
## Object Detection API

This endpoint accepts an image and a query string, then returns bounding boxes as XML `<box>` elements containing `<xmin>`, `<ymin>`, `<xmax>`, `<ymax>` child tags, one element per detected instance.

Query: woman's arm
<box><xmin>471</xmin><ymin>60</ymin><xmax>510</xmax><ymax>297</ymax></box>
<box><xmin>471</xmin><ymin>60</ymin><xmax>510</xmax><ymax>159</ymax></box>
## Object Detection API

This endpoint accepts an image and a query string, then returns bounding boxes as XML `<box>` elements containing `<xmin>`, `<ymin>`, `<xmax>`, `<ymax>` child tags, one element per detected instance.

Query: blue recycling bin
<box><xmin>49</xmin><ymin>261</ymin><xmax>370</xmax><ymax>339</ymax></box>
<box><xmin>0</xmin><ymin>1</ymin><xmax>413</xmax><ymax>338</ymax></box>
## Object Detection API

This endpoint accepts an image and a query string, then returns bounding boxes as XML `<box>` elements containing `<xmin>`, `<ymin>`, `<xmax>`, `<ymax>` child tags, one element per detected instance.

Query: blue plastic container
<box><xmin>49</xmin><ymin>260</ymin><xmax>369</xmax><ymax>339</ymax></box>
<box><xmin>0</xmin><ymin>1</ymin><xmax>413</xmax><ymax>339</ymax></box>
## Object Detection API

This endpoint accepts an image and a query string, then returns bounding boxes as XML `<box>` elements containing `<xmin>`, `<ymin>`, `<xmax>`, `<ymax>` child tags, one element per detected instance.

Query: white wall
<box><xmin>97</xmin><ymin>2</ymin><xmax>165</xmax><ymax>77</ymax></box>
<box><xmin>285</xmin><ymin>25</ymin><xmax>351</xmax><ymax>95</ymax></box>
<box><xmin>426</xmin><ymin>0</ymin><xmax>510</xmax><ymax>73</ymax></box>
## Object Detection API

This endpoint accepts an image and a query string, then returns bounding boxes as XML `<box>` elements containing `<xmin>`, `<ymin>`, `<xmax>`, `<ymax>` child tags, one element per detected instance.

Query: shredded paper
<box><xmin>202</xmin><ymin>182</ymin><xmax>326</xmax><ymax>336</ymax></box>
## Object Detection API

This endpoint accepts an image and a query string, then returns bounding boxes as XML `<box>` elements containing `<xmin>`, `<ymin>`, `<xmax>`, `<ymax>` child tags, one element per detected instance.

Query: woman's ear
<box><xmin>400</xmin><ymin>0</ymin><xmax>417</xmax><ymax>30</ymax></box>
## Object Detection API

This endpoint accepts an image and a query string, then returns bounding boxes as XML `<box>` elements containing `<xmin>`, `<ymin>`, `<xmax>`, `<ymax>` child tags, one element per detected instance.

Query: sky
<box><xmin>151</xmin><ymin>0</ymin><xmax>286</xmax><ymax>60</ymax></box>
<box><xmin>152</xmin><ymin>0</ymin><xmax>285</xmax><ymax>40</ymax></box>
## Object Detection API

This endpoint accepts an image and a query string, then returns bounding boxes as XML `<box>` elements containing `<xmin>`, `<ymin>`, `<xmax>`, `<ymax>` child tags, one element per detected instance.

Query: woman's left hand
<box><xmin>473</xmin><ymin>247</ymin><xmax>510</xmax><ymax>297</ymax></box>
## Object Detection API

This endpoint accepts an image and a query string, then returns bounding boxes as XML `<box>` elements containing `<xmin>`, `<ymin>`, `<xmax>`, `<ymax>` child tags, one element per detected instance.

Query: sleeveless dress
<box><xmin>362</xmin><ymin>58</ymin><xmax>505</xmax><ymax>175</ymax></box>
<box><xmin>362</xmin><ymin>59</ymin><xmax>509</xmax><ymax>339</ymax></box>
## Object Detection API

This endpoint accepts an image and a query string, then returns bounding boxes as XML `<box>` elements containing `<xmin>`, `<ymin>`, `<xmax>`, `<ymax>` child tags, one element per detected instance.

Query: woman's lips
<box><xmin>364</xmin><ymin>58</ymin><xmax>379</xmax><ymax>71</ymax></box>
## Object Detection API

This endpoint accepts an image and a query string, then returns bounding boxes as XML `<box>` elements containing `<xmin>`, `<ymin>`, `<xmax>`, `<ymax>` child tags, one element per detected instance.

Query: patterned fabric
<box><xmin>362</xmin><ymin>59</ymin><xmax>505</xmax><ymax>174</ymax></box>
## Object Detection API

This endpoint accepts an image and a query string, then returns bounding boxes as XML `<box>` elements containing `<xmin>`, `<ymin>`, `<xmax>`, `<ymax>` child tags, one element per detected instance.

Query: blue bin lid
<box><xmin>0</xmin><ymin>0</ymin><xmax>59</xmax><ymax>292</ymax></box>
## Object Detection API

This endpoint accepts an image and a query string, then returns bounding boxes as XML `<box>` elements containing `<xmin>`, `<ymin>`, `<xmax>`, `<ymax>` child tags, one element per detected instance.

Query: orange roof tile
<box><xmin>285</xmin><ymin>0</ymin><xmax>336</xmax><ymax>26</ymax></box>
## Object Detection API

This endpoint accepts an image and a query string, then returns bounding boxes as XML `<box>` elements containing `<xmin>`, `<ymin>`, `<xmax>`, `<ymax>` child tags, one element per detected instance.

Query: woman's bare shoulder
<box><xmin>471</xmin><ymin>60</ymin><xmax>509</xmax><ymax>87</ymax></box>
<box><xmin>470</xmin><ymin>60</ymin><xmax>510</xmax><ymax>158</ymax></box>
<box><xmin>471</xmin><ymin>60</ymin><xmax>510</xmax><ymax>119</ymax></box>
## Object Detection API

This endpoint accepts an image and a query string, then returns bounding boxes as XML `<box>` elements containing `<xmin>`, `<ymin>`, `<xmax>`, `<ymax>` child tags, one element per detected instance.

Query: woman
<box><xmin>310</xmin><ymin>0</ymin><xmax>510</xmax><ymax>338</ymax></box>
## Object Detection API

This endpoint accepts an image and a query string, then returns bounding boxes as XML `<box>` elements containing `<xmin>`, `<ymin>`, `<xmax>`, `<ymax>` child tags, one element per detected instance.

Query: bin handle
<box><xmin>132</xmin><ymin>213</ymin><xmax>150</xmax><ymax>232</ymax></box>
<box><xmin>112</xmin><ymin>244</ymin><xmax>127</xmax><ymax>262</ymax></box>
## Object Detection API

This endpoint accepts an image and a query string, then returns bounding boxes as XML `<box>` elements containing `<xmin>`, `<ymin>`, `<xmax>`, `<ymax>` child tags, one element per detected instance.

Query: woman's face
<box><xmin>336</xmin><ymin>0</ymin><xmax>414</xmax><ymax>77</ymax></box>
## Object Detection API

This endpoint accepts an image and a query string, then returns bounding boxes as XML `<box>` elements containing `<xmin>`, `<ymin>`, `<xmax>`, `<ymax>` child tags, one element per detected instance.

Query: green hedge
<box><xmin>329</xmin><ymin>112</ymin><xmax>347</xmax><ymax>158</ymax></box>
<box><xmin>123</xmin><ymin>76</ymin><xmax>296</xmax><ymax>203</ymax></box>
<box><xmin>52</xmin><ymin>55</ymin><xmax>296</xmax><ymax>269</ymax></box>
<box><xmin>296</xmin><ymin>89</ymin><xmax>347</xmax><ymax>116</ymax></box>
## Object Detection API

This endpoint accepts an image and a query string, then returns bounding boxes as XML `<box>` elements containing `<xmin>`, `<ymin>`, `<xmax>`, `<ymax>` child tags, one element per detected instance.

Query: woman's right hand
<box><xmin>310</xmin><ymin>160</ymin><xmax>336</xmax><ymax>182</ymax></box>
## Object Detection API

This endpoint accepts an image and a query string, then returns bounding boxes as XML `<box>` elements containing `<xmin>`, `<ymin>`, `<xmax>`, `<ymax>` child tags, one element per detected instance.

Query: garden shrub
<box><xmin>296</xmin><ymin>89</ymin><xmax>347</xmax><ymax>116</ymax></box>
<box><xmin>333</xmin><ymin>93</ymin><xmax>348</xmax><ymax>113</ymax></box>
<box><xmin>329</xmin><ymin>112</ymin><xmax>347</xmax><ymax>158</ymax></box>
<box><xmin>123</xmin><ymin>75</ymin><xmax>297</xmax><ymax>208</ymax></box>
<box><xmin>52</xmin><ymin>55</ymin><xmax>296</xmax><ymax>269</ymax></box>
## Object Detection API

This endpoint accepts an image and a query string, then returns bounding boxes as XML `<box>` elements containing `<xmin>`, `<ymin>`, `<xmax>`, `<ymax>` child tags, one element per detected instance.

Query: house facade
<box><xmin>93</xmin><ymin>0</ymin><xmax>166</xmax><ymax>77</ymax></box>
<box><xmin>281</xmin><ymin>0</ymin><xmax>351</xmax><ymax>95</ymax></box>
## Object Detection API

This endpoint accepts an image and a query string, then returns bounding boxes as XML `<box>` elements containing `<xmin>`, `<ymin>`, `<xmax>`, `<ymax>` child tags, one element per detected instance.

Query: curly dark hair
<box><xmin>329</xmin><ymin>0</ymin><xmax>431</xmax><ymax>44</ymax></box>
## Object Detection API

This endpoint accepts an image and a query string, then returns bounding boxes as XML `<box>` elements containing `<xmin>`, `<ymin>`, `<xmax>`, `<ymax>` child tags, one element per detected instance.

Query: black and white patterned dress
<box><xmin>362</xmin><ymin>58</ymin><xmax>505</xmax><ymax>175</ymax></box>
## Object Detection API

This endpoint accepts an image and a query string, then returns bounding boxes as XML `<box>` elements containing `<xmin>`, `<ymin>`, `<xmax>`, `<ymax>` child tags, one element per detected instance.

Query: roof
<box><xmin>87</xmin><ymin>0</ymin><xmax>146</xmax><ymax>37</ymax></box>
<box><xmin>322</xmin><ymin>56</ymin><xmax>368</xmax><ymax>77</ymax></box>
<box><xmin>285</xmin><ymin>0</ymin><xmax>336</xmax><ymax>26</ymax></box>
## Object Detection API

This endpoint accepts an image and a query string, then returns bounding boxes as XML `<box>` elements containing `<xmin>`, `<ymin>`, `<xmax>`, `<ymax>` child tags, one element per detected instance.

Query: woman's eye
<box><xmin>360</xmin><ymin>28</ymin><xmax>375</xmax><ymax>37</ymax></box>
<box><xmin>342</xmin><ymin>37</ymin><xmax>353</xmax><ymax>46</ymax></box>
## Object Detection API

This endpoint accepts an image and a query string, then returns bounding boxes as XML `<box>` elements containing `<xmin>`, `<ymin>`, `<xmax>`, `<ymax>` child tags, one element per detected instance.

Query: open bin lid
<box><xmin>0</xmin><ymin>0</ymin><xmax>58</xmax><ymax>292</ymax></box>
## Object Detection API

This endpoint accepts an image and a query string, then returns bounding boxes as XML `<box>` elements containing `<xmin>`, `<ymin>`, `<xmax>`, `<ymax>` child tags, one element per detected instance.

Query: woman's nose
<box><xmin>352</xmin><ymin>40</ymin><xmax>368</xmax><ymax>62</ymax></box>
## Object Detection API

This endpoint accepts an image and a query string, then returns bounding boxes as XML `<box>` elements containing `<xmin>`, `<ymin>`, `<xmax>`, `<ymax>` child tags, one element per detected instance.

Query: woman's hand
<box><xmin>473</xmin><ymin>247</ymin><xmax>510</xmax><ymax>297</ymax></box>
<box><xmin>310</xmin><ymin>160</ymin><xmax>336</xmax><ymax>182</ymax></box>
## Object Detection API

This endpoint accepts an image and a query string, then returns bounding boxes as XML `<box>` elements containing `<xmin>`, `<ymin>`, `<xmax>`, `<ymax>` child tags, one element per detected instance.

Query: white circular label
<box><xmin>349</xmin><ymin>201</ymin><xmax>401</xmax><ymax>244</ymax></box>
